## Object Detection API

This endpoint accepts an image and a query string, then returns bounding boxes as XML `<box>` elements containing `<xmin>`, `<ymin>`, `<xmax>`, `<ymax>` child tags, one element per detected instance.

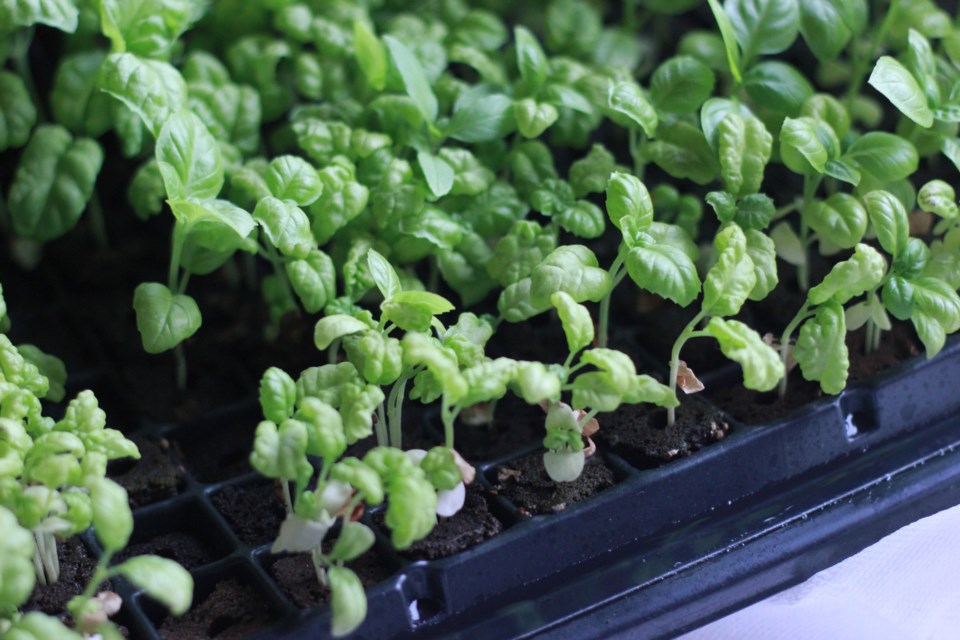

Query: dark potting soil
<box><xmin>211</xmin><ymin>479</ymin><xmax>286</xmax><ymax>547</ymax></box>
<box><xmin>377</xmin><ymin>484</ymin><xmax>505</xmax><ymax>561</ymax></box>
<box><xmin>158</xmin><ymin>578</ymin><xmax>276</xmax><ymax>640</ymax></box>
<box><xmin>493</xmin><ymin>452</ymin><xmax>615</xmax><ymax>516</ymax></box>
<box><xmin>268</xmin><ymin>544</ymin><xmax>397</xmax><ymax>609</ymax></box>
<box><xmin>109</xmin><ymin>437</ymin><xmax>185</xmax><ymax>508</ymax></box>
<box><xmin>596</xmin><ymin>399</ymin><xmax>730</xmax><ymax>470</ymax></box>
<box><xmin>846</xmin><ymin>321</ymin><xmax>922</xmax><ymax>380</ymax></box>
<box><xmin>172</xmin><ymin>415</ymin><xmax>258</xmax><ymax>484</ymax></box>
<box><xmin>114</xmin><ymin>531</ymin><xmax>217</xmax><ymax>571</ymax></box>
<box><xmin>708</xmin><ymin>373</ymin><xmax>823</xmax><ymax>426</ymax></box>
<box><xmin>22</xmin><ymin>538</ymin><xmax>112</xmax><ymax>619</ymax></box>
<box><xmin>486</xmin><ymin>310</ymin><xmax>570</xmax><ymax>365</ymax></box>
<box><xmin>453</xmin><ymin>398</ymin><xmax>544</xmax><ymax>463</ymax></box>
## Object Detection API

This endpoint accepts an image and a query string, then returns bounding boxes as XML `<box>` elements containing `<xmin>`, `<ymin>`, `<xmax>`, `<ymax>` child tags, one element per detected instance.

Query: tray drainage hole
<box><xmin>844</xmin><ymin>410</ymin><xmax>877</xmax><ymax>439</ymax></box>
<box><xmin>409</xmin><ymin>598</ymin><xmax>443</xmax><ymax>624</ymax></box>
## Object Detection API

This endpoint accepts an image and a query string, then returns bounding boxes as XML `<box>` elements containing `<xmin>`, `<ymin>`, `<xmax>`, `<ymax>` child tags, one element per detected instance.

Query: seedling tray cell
<box><xmin>77</xmin><ymin>338</ymin><xmax>960</xmax><ymax>639</ymax></box>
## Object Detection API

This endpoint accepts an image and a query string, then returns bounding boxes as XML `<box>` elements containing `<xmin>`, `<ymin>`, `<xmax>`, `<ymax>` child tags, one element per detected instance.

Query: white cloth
<box><xmin>679</xmin><ymin>503</ymin><xmax>960</xmax><ymax>639</ymax></box>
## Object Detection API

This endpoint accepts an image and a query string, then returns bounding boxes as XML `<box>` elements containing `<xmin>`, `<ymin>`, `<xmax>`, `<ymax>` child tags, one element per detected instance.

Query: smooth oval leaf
<box><xmin>0</xmin><ymin>70</ymin><xmax>37</xmax><ymax>151</ymax></box>
<box><xmin>114</xmin><ymin>555</ymin><xmax>193</xmax><ymax>616</ymax></box>
<box><xmin>868</xmin><ymin>56</ymin><xmax>934</xmax><ymax>128</ymax></box>
<box><xmin>132</xmin><ymin>283</ymin><xmax>202</xmax><ymax>353</ymax></box>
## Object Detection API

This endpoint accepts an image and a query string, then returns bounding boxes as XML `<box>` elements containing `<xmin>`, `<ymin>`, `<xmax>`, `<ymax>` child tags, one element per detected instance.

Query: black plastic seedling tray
<box><xmin>60</xmin><ymin>333</ymin><xmax>960</xmax><ymax>640</ymax></box>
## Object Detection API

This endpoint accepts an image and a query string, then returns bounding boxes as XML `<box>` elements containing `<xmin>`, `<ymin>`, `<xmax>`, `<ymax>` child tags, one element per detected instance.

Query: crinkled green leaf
<box><xmin>918</xmin><ymin>180</ymin><xmax>958</xmax><ymax>219</ymax></box>
<box><xmin>808</xmin><ymin>243</ymin><xmax>887</xmax><ymax>305</ymax></box>
<box><xmin>265</xmin><ymin>155</ymin><xmax>322</xmax><ymax>206</ymax></box>
<box><xmin>515</xmin><ymin>98</ymin><xmax>558</xmax><ymax>138</ymax></box>
<box><xmin>155</xmin><ymin>109</ymin><xmax>223</xmax><ymax>200</ymax></box>
<box><xmin>0</xmin><ymin>0</ymin><xmax>78</xmax><ymax>32</ymax></box>
<box><xmin>794</xmin><ymin>301</ymin><xmax>849</xmax><ymax>394</ymax></box>
<box><xmin>253</xmin><ymin>197</ymin><xmax>314</xmax><ymax>259</ymax></box>
<box><xmin>99</xmin><ymin>0</ymin><xmax>200</xmax><ymax>58</ymax></box>
<box><xmin>706</xmin><ymin>318</ymin><xmax>784</xmax><ymax>391</ymax></box>
<box><xmin>99</xmin><ymin>53</ymin><xmax>187</xmax><ymax>137</ymax></box>
<box><xmin>745</xmin><ymin>229</ymin><xmax>778</xmax><ymax>301</ymax></box>
<box><xmin>717</xmin><ymin>111</ymin><xmax>772</xmax><ymax>196</ymax></box>
<box><xmin>607</xmin><ymin>81</ymin><xmax>658</xmax><ymax>137</ymax></box>
<box><xmin>0</xmin><ymin>70</ymin><xmax>36</xmax><ymax>152</ymax></box>
<box><xmin>551</xmin><ymin>291</ymin><xmax>594</xmax><ymax>354</ymax></box>
<box><xmin>643</xmin><ymin>120</ymin><xmax>718</xmax><ymax>185</ymax></box>
<box><xmin>343</xmin><ymin>331</ymin><xmax>402</xmax><ymax>386</ymax></box>
<box><xmin>259</xmin><ymin>367</ymin><xmax>296</xmax><ymax>424</ymax></box>
<box><xmin>8</xmin><ymin>125</ymin><xmax>103</xmax><ymax>242</ymax></box>
<box><xmin>626</xmin><ymin>243</ymin><xmax>701</xmax><ymax>307</ymax></box>
<box><xmin>703</xmin><ymin>224</ymin><xmax>756</xmax><ymax>317</ymax></box>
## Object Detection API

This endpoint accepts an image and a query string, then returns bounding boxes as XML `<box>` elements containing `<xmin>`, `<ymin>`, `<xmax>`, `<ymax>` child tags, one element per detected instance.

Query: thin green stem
<box><xmin>442</xmin><ymin>400</ymin><xmax>460</xmax><ymax>449</ymax></box>
<box><xmin>375</xmin><ymin>402</ymin><xmax>388</xmax><ymax>447</ymax></box>
<box><xmin>778</xmin><ymin>302</ymin><xmax>813</xmax><ymax>398</ymax></box>
<box><xmin>578</xmin><ymin>408</ymin><xmax>599</xmax><ymax>429</ymax></box>
<box><xmin>328</xmin><ymin>338</ymin><xmax>341</xmax><ymax>365</ymax></box>
<box><xmin>387</xmin><ymin>376</ymin><xmax>408</xmax><ymax>449</ymax></box>
<box><xmin>263</xmin><ymin>242</ymin><xmax>297</xmax><ymax>310</ymax></box>
<box><xmin>281</xmin><ymin>480</ymin><xmax>294</xmax><ymax>514</ymax></box>
<box><xmin>667</xmin><ymin>310</ymin><xmax>708</xmax><ymax>426</ymax></box>
<box><xmin>628</xmin><ymin>128</ymin><xmax>646</xmax><ymax>179</ymax></box>
<box><xmin>598</xmin><ymin>252</ymin><xmax>628</xmax><ymax>348</ymax></box>
<box><xmin>168</xmin><ymin>224</ymin><xmax>187</xmax><ymax>291</ymax></box>
<box><xmin>797</xmin><ymin>175</ymin><xmax>822</xmax><ymax>292</ymax></box>
<box><xmin>80</xmin><ymin>553</ymin><xmax>112</xmax><ymax>605</ymax></box>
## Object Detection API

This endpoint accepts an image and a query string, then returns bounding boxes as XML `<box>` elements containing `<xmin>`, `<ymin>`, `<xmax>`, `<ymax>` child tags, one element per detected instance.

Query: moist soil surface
<box><xmin>171</xmin><ymin>411</ymin><xmax>259</xmax><ymax>483</ymax></box>
<box><xmin>493</xmin><ymin>451</ymin><xmax>615</xmax><ymax>516</ymax></box>
<box><xmin>846</xmin><ymin>321</ymin><xmax>922</xmax><ymax>380</ymax></box>
<box><xmin>452</xmin><ymin>398</ymin><xmax>544</xmax><ymax>463</ymax></box>
<box><xmin>708</xmin><ymin>374</ymin><xmax>823</xmax><ymax>426</ymax></box>
<box><xmin>114</xmin><ymin>530</ymin><xmax>218</xmax><ymax>571</ymax></box>
<box><xmin>158</xmin><ymin>578</ymin><xmax>276</xmax><ymax>640</ymax></box>
<box><xmin>108</xmin><ymin>437</ymin><xmax>186</xmax><ymax>508</ymax></box>
<box><xmin>22</xmin><ymin>538</ymin><xmax>111</xmax><ymax>620</ymax></box>
<box><xmin>268</xmin><ymin>543</ymin><xmax>397</xmax><ymax>609</ymax></box>
<box><xmin>377</xmin><ymin>484</ymin><xmax>505</xmax><ymax>561</ymax></box>
<box><xmin>211</xmin><ymin>478</ymin><xmax>287</xmax><ymax>547</ymax></box>
<box><xmin>597</xmin><ymin>399</ymin><xmax>730</xmax><ymax>470</ymax></box>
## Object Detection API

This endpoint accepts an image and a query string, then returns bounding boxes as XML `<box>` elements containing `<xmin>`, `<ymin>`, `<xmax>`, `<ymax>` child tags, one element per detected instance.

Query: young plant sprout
<box><xmin>777</xmin><ymin>243</ymin><xmax>887</xmax><ymax>398</ymax></box>
<box><xmin>597</xmin><ymin>171</ymin><xmax>699</xmax><ymax>348</ymax></box>
<box><xmin>662</xmin><ymin>224</ymin><xmax>785</xmax><ymax>425</ymax></box>
<box><xmin>253</xmin><ymin>370</ymin><xmax>437</xmax><ymax>637</ymax></box>
<box><xmin>540</xmin><ymin>292</ymin><xmax>677</xmax><ymax>482</ymax></box>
